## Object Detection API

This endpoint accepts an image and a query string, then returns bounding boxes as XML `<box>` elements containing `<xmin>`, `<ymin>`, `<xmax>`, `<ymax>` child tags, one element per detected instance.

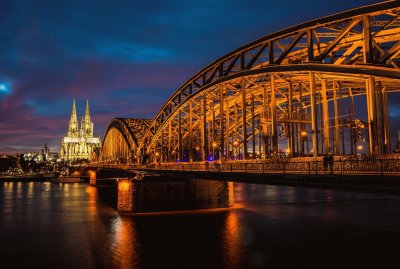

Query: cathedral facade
<box><xmin>60</xmin><ymin>100</ymin><xmax>101</xmax><ymax>162</ymax></box>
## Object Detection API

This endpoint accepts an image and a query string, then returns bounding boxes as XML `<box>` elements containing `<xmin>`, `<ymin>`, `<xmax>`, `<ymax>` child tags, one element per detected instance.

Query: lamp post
<box><xmin>155</xmin><ymin>152</ymin><xmax>160</xmax><ymax>163</ymax></box>
<box><xmin>233</xmin><ymin>140</ymin><xmax>239</xmax><ymax>160</ymax></box>
<box><xmin>356</xmin><ymin>144</ymin><xmax>363</xmax><ymax>155</ymax></box>
<box><xmin>212</xmin><ymin>142</ymin><xmax>217</xmax><ymax>160</ymax></box>
<box><xmin>301</xmin><ymin>130</ymin><xmax>308</xmax><ymax>156</ymax></box>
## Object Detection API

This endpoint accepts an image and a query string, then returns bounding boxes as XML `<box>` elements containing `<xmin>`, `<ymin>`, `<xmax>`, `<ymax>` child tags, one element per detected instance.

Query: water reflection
<box><xmin>222</xmin><ymin>210</ymin><xmax>242</xmax><ymax>269</ymax></box>
<box><xmin>1</xmin><ymin>181</ymin><xmax>400</xmax><ymax>269</ymax></box>
<box><xmin>111</xmin><ymin>217</ymin><xmax>139</xmax><ymax>269</ymax></box>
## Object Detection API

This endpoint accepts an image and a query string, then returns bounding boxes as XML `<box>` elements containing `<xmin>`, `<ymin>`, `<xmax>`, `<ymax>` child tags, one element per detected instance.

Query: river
<box><xmin>0</xmin><ymin>180</ymin><xmax>399</xmax><ymax>268</ymax></box>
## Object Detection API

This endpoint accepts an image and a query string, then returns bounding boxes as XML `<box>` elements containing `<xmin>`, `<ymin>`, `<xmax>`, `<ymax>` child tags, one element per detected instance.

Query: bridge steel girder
<box><xmin>129</xmin><ymin>2</ymin><xmax>400</xmax><ymax>162</ymax></box>
<box><xmin>100</xmin><ymin>118</ymin><xmax>151</xmax><ymax>164</ymax></box>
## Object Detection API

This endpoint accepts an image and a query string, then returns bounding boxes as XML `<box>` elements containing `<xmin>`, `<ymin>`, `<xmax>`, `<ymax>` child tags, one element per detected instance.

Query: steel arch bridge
<box><xmin>100</xmin><ymin>118</ymin><xmax>151</xmax><ymax>164</ymax></box>
<box><xmin>102</xmin><ymin>1</ymin><xmax>400</xmax><ymax>164</ymax></box>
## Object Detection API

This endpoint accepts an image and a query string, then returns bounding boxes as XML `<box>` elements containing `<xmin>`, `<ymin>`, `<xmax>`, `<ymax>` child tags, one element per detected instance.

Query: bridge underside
<box><xmin>146</xmin><ymin>68</ymin><xmax>400</xmax><ymax>163</ymax></box>
<box><xmin>98</xmin><ymin>2</ymin><xmax>400</xmax><ymax>165</ymax></box>
<box><xmin>99</xmin><ymin>118</ymin><xmax>150</xmax><ymax>164</ymax></box>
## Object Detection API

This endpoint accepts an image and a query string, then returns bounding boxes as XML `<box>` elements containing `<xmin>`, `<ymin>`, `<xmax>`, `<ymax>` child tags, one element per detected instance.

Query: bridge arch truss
<box><xmin>100</xmin><ymin>118</ymin><xmax>151</xmax><ymax>164</ymax></box>
<box><xmin>137</xmin><ymin>2</ymin><xmax>400</xmax><ymax>162</ymax></box>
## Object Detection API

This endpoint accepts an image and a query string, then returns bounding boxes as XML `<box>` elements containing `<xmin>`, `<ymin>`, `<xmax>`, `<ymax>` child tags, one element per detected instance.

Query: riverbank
<box><xmin>0</xmin><ymin>176</ymin><xmax>50</xmax><ymax>182</ymax></box>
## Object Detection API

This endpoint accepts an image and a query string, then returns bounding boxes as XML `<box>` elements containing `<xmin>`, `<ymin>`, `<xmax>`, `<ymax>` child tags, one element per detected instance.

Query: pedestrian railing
<box><xmin>135</xmin><ymin>159</ymin><xmax>400</xmax><ymax>176</ymax></box>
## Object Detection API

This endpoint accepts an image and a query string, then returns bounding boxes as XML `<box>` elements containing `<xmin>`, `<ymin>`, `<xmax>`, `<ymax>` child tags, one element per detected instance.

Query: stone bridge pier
<box><xmin>117</xmin><ymin>178</ymin><xmax>234</xmax><ymax>213</ymax></box>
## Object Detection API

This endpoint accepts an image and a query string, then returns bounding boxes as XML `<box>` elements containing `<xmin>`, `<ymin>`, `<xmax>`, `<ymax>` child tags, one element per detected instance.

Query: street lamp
<box><xmin>212</xmin><ymin>142</ymin><xmax>217</xmax><ymax>160</ymax></box>
<box><xmin>301</xmin><ymin>130</ymin><xmax>309</xmax><ymax>156</ymax></box>
<box><xmin>356</xmin><ymin>144</ymin><xmax>363</xmax><ymax>155</ymax></box>
<box><xmin>155</xmin><ymin>152</ymin><xmax>160</xmax><ymax>163</ymax></box>
<box><xmin>233</xmin><ymin>140</ymin><xmax>239</xmax><ymax>160</ymax></box>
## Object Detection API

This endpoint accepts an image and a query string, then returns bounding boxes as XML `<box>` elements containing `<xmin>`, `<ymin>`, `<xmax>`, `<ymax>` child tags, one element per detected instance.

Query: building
<box><xmin>60</xmin><ymin>100</ymin><xmax>101</xmax><ymax>162</ymax></box>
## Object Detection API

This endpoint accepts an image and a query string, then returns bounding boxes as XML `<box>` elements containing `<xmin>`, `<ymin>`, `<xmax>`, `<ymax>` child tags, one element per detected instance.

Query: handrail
<box><xmin>136</xmin><ymin>159</ymin><xmax>400</xmax><ymax>176</ymax></box>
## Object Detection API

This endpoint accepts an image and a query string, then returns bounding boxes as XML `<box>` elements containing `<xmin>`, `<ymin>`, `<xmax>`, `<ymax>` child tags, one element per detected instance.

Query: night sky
<box><xmin>0</xmin><ymin>0</ymin><xmax>382</xmax><ymax>153</ymax></box>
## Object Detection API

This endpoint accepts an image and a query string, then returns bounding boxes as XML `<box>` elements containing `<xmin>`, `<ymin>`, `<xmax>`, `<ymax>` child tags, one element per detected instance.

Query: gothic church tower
<box><xmin>68</xmin><ymin>99</ymin><xmax>79</xmax><ymax>137</ymax></box>
<box><xmin>61</xmin><ymin>99</ymin><xmax>101</xmax><ymax>162</ymax></box>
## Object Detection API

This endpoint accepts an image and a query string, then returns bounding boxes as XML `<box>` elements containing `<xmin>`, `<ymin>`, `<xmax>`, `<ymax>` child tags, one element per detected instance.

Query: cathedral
<box><xmin>60</xmin><ymin>100</ymin><xmax>101</xmax><ymax>162</ymax></box>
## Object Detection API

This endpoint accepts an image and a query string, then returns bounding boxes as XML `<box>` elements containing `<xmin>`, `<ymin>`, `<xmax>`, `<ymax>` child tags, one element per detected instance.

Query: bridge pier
<box><xmin>117</xmin><ymin>178</ymin><xmax>234</xmax><ymax>213</ymax></box>
<box><xmin>117</xmin><ymin>178</ymin><xmax>135</xmax><ymax>212</ymax></box>
<box><xmin>89</xmin><ymin>170</ymin><xmax>97</xmax><ymax>186</ymax></box>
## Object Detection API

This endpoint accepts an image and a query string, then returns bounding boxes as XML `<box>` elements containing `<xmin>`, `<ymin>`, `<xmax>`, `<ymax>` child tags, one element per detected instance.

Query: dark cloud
<box><xmin>0</xmin><ymin>0</ymin><xmax>381</xmax><ymax>153</ymax></box>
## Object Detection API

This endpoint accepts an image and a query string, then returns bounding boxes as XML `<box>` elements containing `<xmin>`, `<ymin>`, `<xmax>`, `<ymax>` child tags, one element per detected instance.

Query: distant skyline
<box><xmin>0</xmin><ymin>0</ymin><xmax>382</xmax><ymax>153</ymax></box>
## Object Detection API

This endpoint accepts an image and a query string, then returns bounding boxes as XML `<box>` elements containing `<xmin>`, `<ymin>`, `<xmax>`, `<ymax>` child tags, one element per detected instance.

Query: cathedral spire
<box><xmin>70</xmin><ymin>99</ymin><xmax>78</xmax><ymax>123</ymax></box>
<box><xmin>84</xmin><ymin>100</ymin><xmax>90</xmax><ymax>123</ymax></box>
<box><xmin>68</xmin><ymin>99</ymin><xmax>79</xmax><ymax>137</ymax></box>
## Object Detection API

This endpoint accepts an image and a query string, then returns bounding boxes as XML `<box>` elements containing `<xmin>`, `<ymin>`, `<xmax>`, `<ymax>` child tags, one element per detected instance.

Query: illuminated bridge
<box><xmin>99</xmin><ymin>1</ymin><xmax>400</xmax><ymax>168</ymax></box>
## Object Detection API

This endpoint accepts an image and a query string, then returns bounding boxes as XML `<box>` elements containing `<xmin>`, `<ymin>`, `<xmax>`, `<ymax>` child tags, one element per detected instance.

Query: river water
<box><xmin>0</xmin><ymin>181</ymin><xmax>399</xmax><ymax>269</ymax></box>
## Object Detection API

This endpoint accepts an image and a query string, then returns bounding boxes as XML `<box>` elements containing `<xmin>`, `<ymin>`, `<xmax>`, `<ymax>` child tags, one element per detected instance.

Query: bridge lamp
<box><xmin>357</xmin><ymin>145</ymin><xmax>363</xmax><ymax>151</ymax></box>
<box><xmin>212</xmin><ymin>142</ymin><xmax>217</xmax><ymax>160</ymax></box>
<box><xmin>155</xmin><ymin>152</ymin><xmax>160</xmax><ymax>163</ymax></box>
<box><xmin>233</xmin><ymin>140</ymin><xmax>239</xmax><ymax>160</ymax></box>
<box><xmin>300</xmin><ymin>130</ymin><xmax>308</xmax><ymax>137</ymax></box>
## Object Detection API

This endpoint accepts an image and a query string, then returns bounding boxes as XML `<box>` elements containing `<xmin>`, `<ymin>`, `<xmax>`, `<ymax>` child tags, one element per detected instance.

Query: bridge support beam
<box><xmin>310</xmin><ymin>72</ymin><xmax>318</xmax><ymax>157</ymax></box>
<box><xmin>288</xmin><ymin>83</ymin><xmax>294</xmax><ymax>158</ymax></box>
<box><xmin>382</xmin><ymin>87</ymin><xmax>391</xmax><ymax>153</ymax></box>
<box><xmin>241</xmin><ymin>78</ymin><xmax>248</xmax><ymax>159</ymax></box>
<box><xmin>202</xmin><ymin>95</ymin><xmax>208</xmax><ymax>161</ymax></box>
<box><xmin>189</xmin><ymin>100</ymin><xmax>193</xmax><ymax>162</ymax></box>
<box><xmin>168</xmin><ymin>121</ymin><xmax>172</xmax><ymax>161</ymax></box>
<box><xmin>178</xmin><ymin>111</ymin><xmax>182</xmax><ymax>161</ymax></box>
<box><xmin>366</xmin><ymin>76</ymin><xmax>379</xmax><ymax>154</ymax></box>
<box><xmin>270</xmin><ymin>74</ymin><xmax>278</xmax><ymax>156</ymax></box>
<box><xmin>220</xmin><ymin>86</ymin><xmax>225</xmax><ymax>160</ymax></box>
<box><xmin>332</xmin><ymin>82</ymin><xmax>340</xmax><ymax>155</ymax></box>
<box><xmin>321</xmin><ymin>80</ymin><xmax>330</xmax><ymax>154</ymax></box>
<box><xmin>225</xmin><ymin>99</ymin><xmax>230</xmax><ymax>160</ymax></box>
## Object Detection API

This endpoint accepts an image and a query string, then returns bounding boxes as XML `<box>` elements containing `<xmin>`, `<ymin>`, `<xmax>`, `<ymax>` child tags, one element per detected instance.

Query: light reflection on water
<box><xmin>1</xmin><ymin>181</ymin><xmax>400</xmax><ymax>269</ymax></box>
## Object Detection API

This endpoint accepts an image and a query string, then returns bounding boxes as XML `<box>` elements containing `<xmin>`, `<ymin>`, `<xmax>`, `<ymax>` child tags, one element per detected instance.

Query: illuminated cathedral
<box><xmin>60</xmin><ymin>100</ymin><xmax>101</xmax><ymax>162</ymax></box>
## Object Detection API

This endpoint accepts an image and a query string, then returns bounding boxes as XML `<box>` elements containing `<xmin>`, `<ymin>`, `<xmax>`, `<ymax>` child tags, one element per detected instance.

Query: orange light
<box><xmin>118</xmin><ymin>179</ymin><xmax>131</xmax><ymax>192</ymax></box>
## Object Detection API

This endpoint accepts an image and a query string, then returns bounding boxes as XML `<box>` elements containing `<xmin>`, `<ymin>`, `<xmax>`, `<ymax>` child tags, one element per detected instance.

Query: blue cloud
<box><xmin>94</xmin><ymin>40</ymin><xmax>174</xmax><ymax>62</ymax></box>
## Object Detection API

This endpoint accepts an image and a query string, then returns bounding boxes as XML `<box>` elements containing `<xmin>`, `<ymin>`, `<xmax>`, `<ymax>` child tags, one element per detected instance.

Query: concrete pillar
<box><xmin>89</xmin><ymin>170</ymin><xmax>96</xmax><ymax>186</ymax></box>
<box><xmin>117</xmin><ymin>178</ymin><xmax>135</xmax><ymax>213</ymax></box>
